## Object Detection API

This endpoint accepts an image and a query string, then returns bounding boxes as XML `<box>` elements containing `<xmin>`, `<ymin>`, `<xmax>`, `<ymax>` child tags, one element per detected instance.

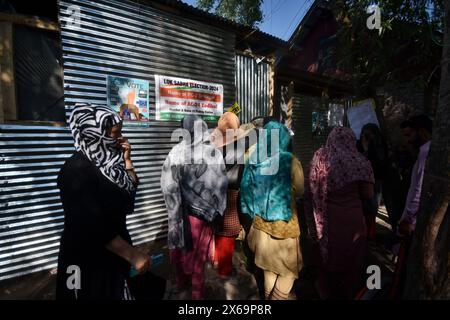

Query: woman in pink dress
<box><xmin>304</xmin><ymin>127</ymin><xmax>375</xmax><ymax>299</ymax></box>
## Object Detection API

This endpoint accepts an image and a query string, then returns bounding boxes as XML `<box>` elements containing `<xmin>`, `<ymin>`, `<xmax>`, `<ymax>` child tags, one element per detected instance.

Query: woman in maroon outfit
<box><xmin>304</xmin><ymin>127</ymin><xmax>375</xmax><ymax>299</ymax></box>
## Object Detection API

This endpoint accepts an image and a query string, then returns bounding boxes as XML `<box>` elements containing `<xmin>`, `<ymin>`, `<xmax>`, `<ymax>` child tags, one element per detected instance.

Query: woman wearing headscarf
<box><xmin>304</xmin><ymin>127</ymin><xmax>375</xmax><ymax>299</ymax></box>
<box><xmin>56</xmin><ymin>104</ymin><xmax>149</xmax><ymax>300</ymax></box>
<box><xmin>210</xmin><ymin>112</ymin><xmax>254</xmax><ymax>278</ymax></box>
<box><xmin>357</xmin><ymin>123</ymin><xmax>389</xmax><ymax>240</ymax></box>
<box><xmin>240</xmin><ymin>121</ymin><xmax>305</xmax><ymax>300</ymax></box>
<box><xmin>161</xmin><ymin>115</ymin><xmax>228</xmax><ymax>300</ymax></box>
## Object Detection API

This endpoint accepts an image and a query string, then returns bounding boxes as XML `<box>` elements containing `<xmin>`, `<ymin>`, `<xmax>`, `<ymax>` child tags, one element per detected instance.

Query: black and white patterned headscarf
<box><xmin>69</xmin><ymin>103</ymin><xmax>137</xmax><ymax>195</ymax></box>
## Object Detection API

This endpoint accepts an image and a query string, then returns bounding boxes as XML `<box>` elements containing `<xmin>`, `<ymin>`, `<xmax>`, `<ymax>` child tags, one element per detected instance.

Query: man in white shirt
<box><xmin>398</xmin><ymin>115</ymin><xmax>433</xmax><ymax>237</ymax></box>
<box><xmin>388</xmin><ymin>115</ymin><xmax>433</xmax><ymax>299</ymax></box>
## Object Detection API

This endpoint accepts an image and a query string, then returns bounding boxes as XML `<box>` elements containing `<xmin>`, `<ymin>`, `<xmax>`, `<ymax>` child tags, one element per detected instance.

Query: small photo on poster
<box><xmin>312</xmin><ymin>111</ymin><xmax>328</xmax><ymax>137</ymax></box>
<box><xmin>107</xmin><ymin>75</ymin><xmax>150</xmax><ymax>125</ymax></box>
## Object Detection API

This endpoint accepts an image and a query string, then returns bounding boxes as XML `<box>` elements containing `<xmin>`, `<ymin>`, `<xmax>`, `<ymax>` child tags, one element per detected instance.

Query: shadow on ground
<box><xmin>0</xmin><ymin>208</ymin><xmax>396</xmax><ymax>300</ymax></box>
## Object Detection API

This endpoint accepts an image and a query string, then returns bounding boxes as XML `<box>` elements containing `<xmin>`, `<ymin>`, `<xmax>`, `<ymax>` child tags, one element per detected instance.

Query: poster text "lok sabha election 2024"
<box><xmin>155</xmin><ymin>75</ymin><xmax>224</xmax><ymax>122</ymax></box>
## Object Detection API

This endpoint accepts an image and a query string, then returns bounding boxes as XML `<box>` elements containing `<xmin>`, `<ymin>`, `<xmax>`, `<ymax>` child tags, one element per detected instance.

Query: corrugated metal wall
<box><xmin>0</xmin><ymin>0</ymin><xmax>236</xmax><ymax>281</ymax></box>
<box><xmin>292</xmin><ymin>94</ymin><xmax>328</xmax><ymax>175</ymax></box>
<box><xmin>59</xmin><ymin>0</ymin><xmax>236</xmax><ymax>116</ymax></box>
<box><xmin>0</xmin><ymin>125</ymin><xmax>173</xmax><ymax>280</ymax></box>
<box><xmin>0</xmin><ymin>125</ymin><xmax>69</xmax><ymax>281</ymax></box>
<box><xmin>235</xmin><ymin>54</ymin><xmax>270</xmax><ymax>123</ymax></box>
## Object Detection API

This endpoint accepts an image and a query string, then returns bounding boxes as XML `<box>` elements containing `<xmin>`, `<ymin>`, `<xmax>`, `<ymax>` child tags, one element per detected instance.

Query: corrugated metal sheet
<box><xmin>235</xmin><ymin>54</ymin><xmax>270</xmax><ymax>123</ymax></box>
<box><xmin>150</xmin><ymin>0</ymin><xmax>287</xmax><ymax>47</ymax></box>
<box><xmin>292</xmin><ymin>94</ymin><xmax>328</xmax><ymax>176</ymax></box>
<box><xmin>0</xmin><ymin>0</ymin><xmax>236</xmax><ymax>281</ymax></box>
<box><xmin>58</xmin><ymin>0</ymin><xmax>236</xmax><ymax>116</ymax></box>
<box><xmin>59</xmin><ymin>0</ymin><xmax>235</xmax><ymax>251</ymax></box>
<box><xmin>0</xmin><ymin>124</ymin><xmax>172</xmax><ymax>280</ymax></box>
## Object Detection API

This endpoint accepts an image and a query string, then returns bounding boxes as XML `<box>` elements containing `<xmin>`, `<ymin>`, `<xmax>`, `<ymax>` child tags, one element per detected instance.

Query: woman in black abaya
<box><xmin>56</xmin><ymin>104</ymin><xmax>150</xmax><ymax>300</ymax></box>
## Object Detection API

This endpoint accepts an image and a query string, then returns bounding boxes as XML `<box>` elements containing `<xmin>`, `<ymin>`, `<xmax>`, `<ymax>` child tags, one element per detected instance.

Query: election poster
<box><xmin>155</xmin><ymin>75</ymin><xmax>223</xmax><ymax>121</ymax></box>
<box><xmin>107</xmin><ymin>75</ymin><xmax>150</xmax><ymax>126</ymax></box>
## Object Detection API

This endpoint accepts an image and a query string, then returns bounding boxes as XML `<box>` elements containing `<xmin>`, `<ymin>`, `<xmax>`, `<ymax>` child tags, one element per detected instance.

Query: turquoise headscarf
<box><xmin>240</xmin><ymin>121</ymin><xmax>293</xmax><ymax>222</ymax></box>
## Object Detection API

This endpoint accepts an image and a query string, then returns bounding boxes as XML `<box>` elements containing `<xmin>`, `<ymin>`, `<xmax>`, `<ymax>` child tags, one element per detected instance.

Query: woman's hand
<box><xmin>118</xmin><ymin>137</ymin><xmax>132</xmax><ymax>163</ymax></box>
<box><xmin>119</xmin><ymin>137</ymin><xmax>139</xmax><ymax>183</ymax></box>
<box><xmin>130</xmin><ymin>249</ymin><xmax>151</xmax><ymax>274</ymax></box>
<box><xmin>118</xmin><ymin>138</ymin><xmax>137</xmax><ymax>181</ymax></box>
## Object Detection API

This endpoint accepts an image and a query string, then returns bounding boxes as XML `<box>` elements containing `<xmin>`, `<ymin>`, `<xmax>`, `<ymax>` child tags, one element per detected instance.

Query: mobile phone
<box><xmin>151</xmin><ymin>253</ymin><xmax>164</xmax><ymax>268</ymax></box>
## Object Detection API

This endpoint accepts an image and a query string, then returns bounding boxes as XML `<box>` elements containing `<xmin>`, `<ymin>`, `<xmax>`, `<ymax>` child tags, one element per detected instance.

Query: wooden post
<box><xmin>0</xmin><ymin>21</ymin><xmax>17</xmax><ymax>122</ymax></box>
<box><xmin>0</xmin><ymin>62</ymin><xmax>3</xmax><ymax>123</ymax></box>
<box><xmin>268</xmin><ymin>55</ymin><xmax>276</xmax><ymax>117</ymax></box>
<box><xmin>286</xmin><ymin>81</ymin><xmax>295</xmax><ymax>129</ymax></box>
<box><xmin>0</xmin><ymin>13</ymin><xmax>59</xmax><ymax>32</ymax></box>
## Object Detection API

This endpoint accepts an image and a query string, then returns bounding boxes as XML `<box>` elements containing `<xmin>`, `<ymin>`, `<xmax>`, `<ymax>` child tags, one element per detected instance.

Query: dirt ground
<box><xmin>0</xmin><ymin>209</ymin><xmax>396</xmax><ymax>300</ymax></box>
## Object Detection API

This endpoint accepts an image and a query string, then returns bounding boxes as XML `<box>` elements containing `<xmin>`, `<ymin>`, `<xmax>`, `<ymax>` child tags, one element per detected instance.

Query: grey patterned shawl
<box><xmin>161</xmin><ymin>115</ymin><xmax>228</xmax><ymax>250</ymax></box>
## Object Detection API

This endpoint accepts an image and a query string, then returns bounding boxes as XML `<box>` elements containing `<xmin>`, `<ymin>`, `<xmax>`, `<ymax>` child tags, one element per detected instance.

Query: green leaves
<box><xmin>196</xmin><ymin>0</ymin><xmax>264</xmax><ymax>27</ymax></box>
<box><xmin>335</xmin><ymin>0</ymin><xmax>444</xmax><ymax>94</ymax></box>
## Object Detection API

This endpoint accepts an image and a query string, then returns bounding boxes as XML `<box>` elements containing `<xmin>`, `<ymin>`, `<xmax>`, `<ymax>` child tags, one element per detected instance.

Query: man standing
<box><xmin>398</xmin><ymin>115</ymin><xmax>433</xmax><ymax>236</ymax></box>
<box><xmin>389</xmin><ymin>115</ymin><xmax>432</xmax><ymax>299</ymax></box>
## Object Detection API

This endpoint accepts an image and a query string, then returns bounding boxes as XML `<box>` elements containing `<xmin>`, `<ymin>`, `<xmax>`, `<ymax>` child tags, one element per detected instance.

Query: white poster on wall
<box><xmin>155</xmin><ymin>75</ymin><xmax>223</xmax><ymax>122</ymax></box>
<box><xmin>347</xmin><ymin>99</ymin><xmax>380</xmax><ymax>139</ymax></box>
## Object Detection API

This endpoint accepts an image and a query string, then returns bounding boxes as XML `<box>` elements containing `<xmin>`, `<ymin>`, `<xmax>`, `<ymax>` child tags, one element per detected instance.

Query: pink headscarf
<box><xmin>308</xmin><ymin>127</ymin><xmax>374</xmax><ymax>262</ymax></box>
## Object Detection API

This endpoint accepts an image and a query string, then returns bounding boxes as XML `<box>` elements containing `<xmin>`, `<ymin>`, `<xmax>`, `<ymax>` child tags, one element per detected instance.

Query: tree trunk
<box><xmin>403</xmin><ymin>0</ymin><xmax>450</xmax><ymax>299</ymax></box>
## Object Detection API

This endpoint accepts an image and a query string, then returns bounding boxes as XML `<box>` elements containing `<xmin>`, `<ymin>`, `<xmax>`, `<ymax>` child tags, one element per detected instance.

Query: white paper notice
<box><xmin>347</xmin><ymin>99</ymin><xmax>380</xmax><ymax>139</ymax></box>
